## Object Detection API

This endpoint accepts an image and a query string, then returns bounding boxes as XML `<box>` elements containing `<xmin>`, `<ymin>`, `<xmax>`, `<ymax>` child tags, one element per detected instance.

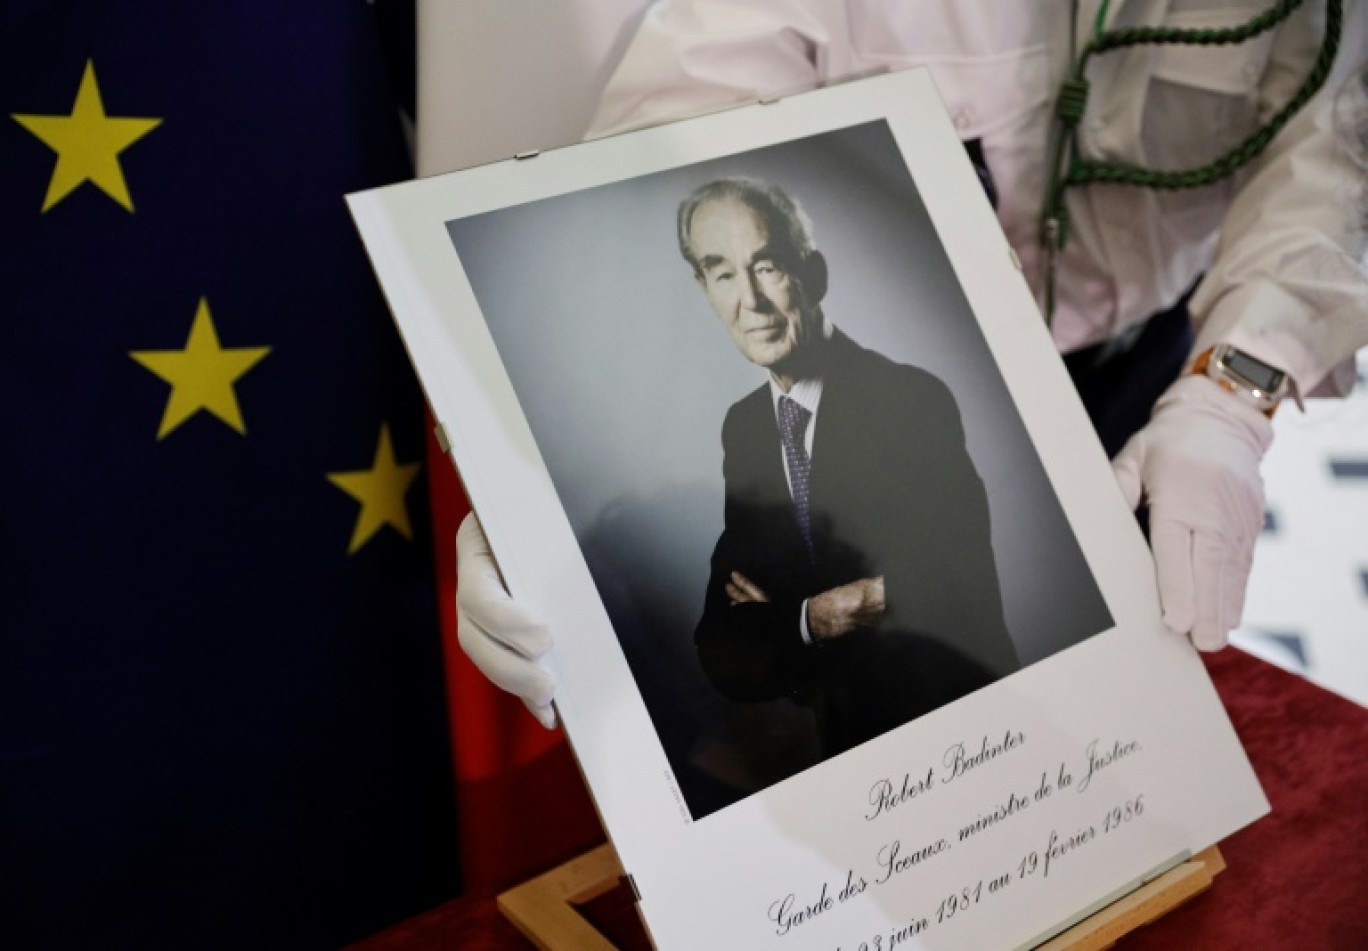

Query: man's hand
<box><xmin>1112</xmin><ymin>375</ymin><xmax>1274</xmax><ymax>650</ymax></box>
<box><xmin>726</xmin><ymin>571</ymin><xmax>771</xmax><ymax>605</ymax></box>
<box><xmin>807</xmin><ymin>576</ymin><xmax>886</xmax><ymax>641</ymax></box>
<box><xmin>455</xmin><ymin>513</ymin><xmax>557</xmax><ymax>729</ymax></box>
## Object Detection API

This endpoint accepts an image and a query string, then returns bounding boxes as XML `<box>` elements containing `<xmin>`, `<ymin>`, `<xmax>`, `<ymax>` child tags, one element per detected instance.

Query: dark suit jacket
<box><xmin>696</xmin><ymin>331</ymin><xmax>1019</xmax><ymax>757</ymax></box>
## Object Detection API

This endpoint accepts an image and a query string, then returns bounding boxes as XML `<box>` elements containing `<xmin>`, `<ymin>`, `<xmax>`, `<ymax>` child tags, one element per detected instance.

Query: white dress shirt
<box><xmin>588</xmin><ymin>0</ymin><xmax>1368</xmax><ymax>400</ymax></box>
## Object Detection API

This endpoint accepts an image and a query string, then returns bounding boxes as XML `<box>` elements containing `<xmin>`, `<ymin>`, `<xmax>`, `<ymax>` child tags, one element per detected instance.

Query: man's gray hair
<box><xmin>677</xmin><ymin>177</ymin><xmax>817</xmax><ymax>273</ymax></box>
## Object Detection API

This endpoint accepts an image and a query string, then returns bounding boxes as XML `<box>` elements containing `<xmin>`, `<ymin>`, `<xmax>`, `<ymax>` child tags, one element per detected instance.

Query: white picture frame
<box><xmin>349</xmin><ymin>69</ymin><xmax>1267</xmax><ymax>950</ymax></box>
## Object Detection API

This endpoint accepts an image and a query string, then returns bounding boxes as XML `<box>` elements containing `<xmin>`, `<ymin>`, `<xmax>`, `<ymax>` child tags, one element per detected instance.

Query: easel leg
<box><xmin>1040</xmin><ymin>846</ymin><xmax>1225</xmax><ymax>950</ymax></box>
<box><xmin>497</xmin><ymin>844</ymin><xmax>634</xmax><ymax>950</ymax></box>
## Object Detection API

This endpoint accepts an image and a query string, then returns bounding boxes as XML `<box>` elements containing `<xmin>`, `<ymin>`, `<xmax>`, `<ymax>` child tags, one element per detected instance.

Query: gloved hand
<box><xmin>1111</xmin><ymin>375</ymin><xmax>1274</xmax><ymax>650</ymax></box>
<box><xmin>456</xmin><ymin>512</ymin><xmax>557</xmax><ymax>728</ymax></box>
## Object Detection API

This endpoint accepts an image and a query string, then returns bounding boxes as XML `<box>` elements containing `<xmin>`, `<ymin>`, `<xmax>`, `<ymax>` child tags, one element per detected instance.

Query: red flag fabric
<box><xmin>425</xmin><ymin>415</ymin><xmax>604</xmax><ymax>891</ymax></box>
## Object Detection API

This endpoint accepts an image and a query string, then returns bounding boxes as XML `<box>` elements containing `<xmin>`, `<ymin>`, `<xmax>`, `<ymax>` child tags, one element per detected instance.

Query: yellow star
<box><xmin>130</xmin><ymin>298</ymin><xmax>271</xmax><ymax>439</ymax></box>
<box><xmin>327</xmin><ymin>424</ymin><xmax>422</xmax><ymax>554</ymax></box>
<box><xmin>12</xmin><ymin>60</ymin><xmax>162</xmax><ymax>212</ymax></box>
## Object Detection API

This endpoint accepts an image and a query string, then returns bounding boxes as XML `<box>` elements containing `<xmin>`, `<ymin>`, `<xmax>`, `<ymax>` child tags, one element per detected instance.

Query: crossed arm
<box><xmin>726</xmin><ymin>570</ymin><xmax>885</xmax><ymax>642</ymax></box>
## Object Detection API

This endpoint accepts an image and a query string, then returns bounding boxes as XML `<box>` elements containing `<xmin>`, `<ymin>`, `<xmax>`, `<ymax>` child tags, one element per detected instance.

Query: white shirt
<box><xmin>589</xmin><ymin>0</ymin><xmax>1368</xmax><ymax>399</ymax></box>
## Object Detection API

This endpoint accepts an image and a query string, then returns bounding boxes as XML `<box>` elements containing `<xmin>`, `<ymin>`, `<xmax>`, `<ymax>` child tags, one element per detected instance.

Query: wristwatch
<box><xmin>1191</xmin><ymin>344</ymin><xmax>1289</xmax><ymax>417</ymax></box>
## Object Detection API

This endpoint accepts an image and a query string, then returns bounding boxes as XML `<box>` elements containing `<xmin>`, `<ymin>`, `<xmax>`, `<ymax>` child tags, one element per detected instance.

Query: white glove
<box><xmin>1111</xmin><ymin>375</ymin><xmax>1274</xmax><ymax>651</ymax></box>
<box><xmin>455</xmin><ymin>512</ymin><xmax>557</xmax><ymax>728</ymax></box>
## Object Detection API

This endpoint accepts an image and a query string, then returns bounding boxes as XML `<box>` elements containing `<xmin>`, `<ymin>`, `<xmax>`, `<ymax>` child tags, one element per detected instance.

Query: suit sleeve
<box><xmin>694</xmin><ymin>411</ymin><xmax>816</xmax><ymax>704</ymax></box>
<box><xmin>877</xmin><ymin>371</ymin><xmax>1020</xmax><ymax>680</ymax></box>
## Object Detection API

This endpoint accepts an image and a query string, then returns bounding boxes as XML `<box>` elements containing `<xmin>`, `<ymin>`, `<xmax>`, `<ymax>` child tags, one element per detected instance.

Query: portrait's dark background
<box><xmin>447</xmin><ymin>121</ymin><xmax>1113</xmax><ymax>817</ymax></box>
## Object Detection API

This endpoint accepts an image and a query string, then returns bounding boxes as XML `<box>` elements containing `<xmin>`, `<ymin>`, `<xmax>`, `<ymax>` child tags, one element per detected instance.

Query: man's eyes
<box><xmin>753</xmin><ymin>261</ymin><xmax>787</xmax><ymax>283</ymax></box>
<box><xmin>706</xmin><ymin>262</ymin><xmax>786</xmax><ymax>285</ymax></box>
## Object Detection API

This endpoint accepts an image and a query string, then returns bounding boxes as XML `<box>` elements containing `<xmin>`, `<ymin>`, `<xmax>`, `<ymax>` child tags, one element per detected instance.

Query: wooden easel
<box><xmin>497</xmin><ymin>844</ymin><xmax>629</xmax><ymax>951</ymax></box>
<box><xmin>498</xmin><ymin>843</ymin><xmax>1225</xmax><ymax>950</ymax></box>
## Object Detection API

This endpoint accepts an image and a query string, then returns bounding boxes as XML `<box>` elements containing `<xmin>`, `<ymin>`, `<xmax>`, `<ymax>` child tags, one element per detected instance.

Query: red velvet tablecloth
<box><xmin>352</xmin><ymin>650</ymin><xmax>1368</xmax><ymax>950</ymax></box>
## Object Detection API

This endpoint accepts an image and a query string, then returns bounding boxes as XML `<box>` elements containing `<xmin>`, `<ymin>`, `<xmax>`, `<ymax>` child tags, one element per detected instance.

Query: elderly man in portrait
<box><xmin>680</xmin><ymin>177</ymin><xmax>1020</xmax><ymax>759</ymax></box>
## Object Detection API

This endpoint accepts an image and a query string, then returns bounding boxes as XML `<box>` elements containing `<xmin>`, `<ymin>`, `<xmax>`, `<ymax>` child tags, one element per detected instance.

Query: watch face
<box><xmin>1223</xmin><ymin>349</ymin><xmax>1284</xmax><ymax>393</ymax></box>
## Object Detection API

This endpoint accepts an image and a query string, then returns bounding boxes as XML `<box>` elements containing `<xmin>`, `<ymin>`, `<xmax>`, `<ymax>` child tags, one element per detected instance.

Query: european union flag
<box><xmin>0</xmin><ymin>2</ymin><xmax>459</xmax><ymax>947</ymax></box>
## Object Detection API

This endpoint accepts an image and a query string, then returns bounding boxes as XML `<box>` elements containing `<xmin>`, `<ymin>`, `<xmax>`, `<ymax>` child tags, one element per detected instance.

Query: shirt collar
<box><xmin>768</xmin><ymin>374</ymin><xmax>824</xmax><ymax>417</ymax></box>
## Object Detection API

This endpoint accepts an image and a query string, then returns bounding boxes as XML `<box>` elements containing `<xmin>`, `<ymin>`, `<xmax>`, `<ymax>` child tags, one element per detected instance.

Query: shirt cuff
<box><xmin>799</xmin><ymin>598</ymin><xmax>813</xmax><ymax>645</ymax></box>
<box><xmin>1191</xmin><ymin>276</ymin><xmax>1363</xmax><ymax>405</ymax></box>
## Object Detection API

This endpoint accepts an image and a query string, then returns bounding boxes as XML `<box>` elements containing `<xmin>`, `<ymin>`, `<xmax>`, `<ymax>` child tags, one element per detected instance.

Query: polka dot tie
<box><xmin>777</xmin><ymin>395</ymin><xmax>814</xmax><ymax>562</ymax></box>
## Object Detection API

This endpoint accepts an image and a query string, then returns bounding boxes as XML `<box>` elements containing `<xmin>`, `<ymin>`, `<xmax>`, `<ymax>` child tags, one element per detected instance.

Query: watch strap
<box><xmin>1191</xmin><ymin>347</ymin><xmax>1281</xmax><ymax>418</ymax></box>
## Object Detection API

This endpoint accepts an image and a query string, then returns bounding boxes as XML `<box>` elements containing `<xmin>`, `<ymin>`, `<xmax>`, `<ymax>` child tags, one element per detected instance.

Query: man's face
<box><xmin>687</xmin><ymin>198</ymin><xmax>822</xmax><ymax>371</ymax></box>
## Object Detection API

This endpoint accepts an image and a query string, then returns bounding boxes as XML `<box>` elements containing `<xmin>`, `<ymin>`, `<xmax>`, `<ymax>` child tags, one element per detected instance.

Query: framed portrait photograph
<box><xmin>350</xmin><ymin>69</ymin><xmax>1267</xmax><ymax>950</ymax></box>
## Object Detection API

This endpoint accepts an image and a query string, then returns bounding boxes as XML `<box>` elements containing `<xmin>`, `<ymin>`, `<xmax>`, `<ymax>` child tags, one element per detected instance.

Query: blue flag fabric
<box><xmin>0</xmin><ymin>2</ymin><xmax>458</xmax><ymax>947</ymax></box>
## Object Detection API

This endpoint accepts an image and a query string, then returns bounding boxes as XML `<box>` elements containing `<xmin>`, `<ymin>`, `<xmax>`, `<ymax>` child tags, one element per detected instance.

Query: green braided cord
<box><xmin>1081</xmin><ymin>0</ymin><xmax>1305</xmax><ymax>67</ymax></box>
<box><xmin>1038</xmin><ymin>0</ymin><xmax>1342</xmax><ymax>322</ymax></box>
<box><xmin>1092</xmin><ymin>0</ymin><xmax>1114</xmax><ymax>44</ymax></box>
<box><xmin>1056</xmin><ymin>77</ymin><xmax>1091</xmax><ymax>126</ymax></box>
<box><xmin>1067</xmin><ymin>0</ymin><xmax>1342</xmax><ymax>190</ymax></box>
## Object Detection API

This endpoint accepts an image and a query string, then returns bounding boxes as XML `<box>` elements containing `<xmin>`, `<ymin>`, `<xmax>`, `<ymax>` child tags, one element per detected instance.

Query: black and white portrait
<box><xmin>446</xmin><ymin>121</ymin><xmax>1113</xmax><ymax>819</ymax></box>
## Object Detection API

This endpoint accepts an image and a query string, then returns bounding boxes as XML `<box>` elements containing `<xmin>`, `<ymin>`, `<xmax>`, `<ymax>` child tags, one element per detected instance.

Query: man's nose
<box><xmin>739</xmin><ymin>270</ymin><xmax>768</xmax><ymax>312</ymax></box>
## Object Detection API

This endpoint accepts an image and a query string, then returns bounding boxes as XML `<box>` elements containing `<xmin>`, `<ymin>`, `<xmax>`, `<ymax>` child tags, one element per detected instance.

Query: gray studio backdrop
<box><xmin>447</xmin><ymin>121</ymin><xmax>1113</xmax><ymax>817</ymax></box>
